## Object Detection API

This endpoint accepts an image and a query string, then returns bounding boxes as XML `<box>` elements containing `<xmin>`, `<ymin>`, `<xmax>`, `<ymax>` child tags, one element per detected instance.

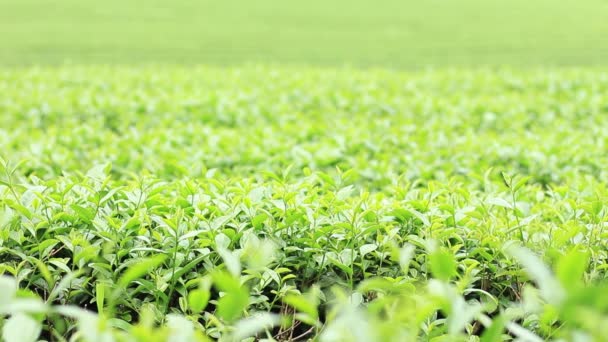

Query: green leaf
<box><xmin>171</xmin><ymin>254</ymin><xmax>207</xmax><ymax>281</ymax></box>
<box><xmin>4</xmin><ymin>199</ymin><xmax>32</xmax><ymax>219</ymax></box>
<box><xmin>216</xmin><ymin>289</ymin><xmax>248</xmax><ymax>322</ymax></box>
<box><xmin>500</xmin><ymin>171</ymin><xmax>511</xmax><ymax>188</ymax></box>
<box><xmin>217</xmin><ymin>247</ymin><xmax>241</xmax><ymax>277</ymax></box>
<box><xmin>329</xmin><ymin>258</ymin><xmax>353</xmax><ymax>276</ymax></box>
<box><xmin>359</xmin><ymin>244</ymin><xmax>377</xmax><ymax>257</ymax></box>
<box><xmin>283</xmin><ymin>293</ymin><xmax>318</xmax><ymax>320</ymax></box>
<box><xmin>212</xmin><ymin>271</ymin><xmax>241</xmax><ymax>294</ymax></box>
<box><xmin>1</xmin><ymin>299</ymin><xmax>48</xmax><ymax>314</ymax></box>
<box><xmin>2</xmin><ymin>313</ymin><xmax>42</xmax><ymax>342</ymax></box>
<box><xmin>357</xmin><ymin>277</ymin><xmax>397</xmax><ymax>293</ymax></box>
<box><xmin>29</xmin><ymin>257</ymin><xmax>55</xmax><ymax>290</ymax></box>
<box><xmin>166</xmin><ymin>314</ymin><xmax>196</xmax><ymax>341</ymax></box>
<box><xmin>230</xmin><ymin>313</ymin><xmax>280</xmax><ymax>341</ymax></box>
<box><xmin>398</xmin><ymin>244</ymin><xmax>416</xmax><ymax>274</ymax></box>
<box><xmin>37</xmin><ymin>239</ymin><xmax>59</xmax><ymax>258</ymax></box>
<box><xmin>486</xmin><ymin>197</ymin><xmax>512</xmax><ymax>209</ymax></box>
<box><xmin>0</xmin><ymin>276</ymin><xmax>17</xmax><ymax>306</ymax></box>
<box><xmin>251</xmin><ymin>213</ymin><xmax>268</xmax><ymax>229</ymax></box>
<box><xmin>556</xmin><ymin>248</ymin><xmax>589</xmax><ymax>291</ymax></box>
<box><xmin>96</xmin><ymin>283</ymin><xmax>105</xmax><ymax>314</ymax></box>
<box><xmin>429</xmin><ymin>248</ymin><xmax>457</xmax><ymax>281</ymax></box>
<box><xmin>213</xmin><ymin>271</ymin><xmax>248</xmax><ymax>321</ymax></box>
<box><xmin>70</xmin><ymin>205</ymin><xmax>96</xmax><ymax>224</ymax></box>
<box><xmin>188</xmin><ymin>289</ymin><xmax>210</xmax><ymax>313</ymax></box>
<box><xmin>513</xmin><ymin>176</ymin><xmax>531</xmax><ymax>192</ymax></box>
<box><xmin>214</xmin><ymin>233</ymin><xmax>231</xmax><ymax>250</ymax></box>
<box><xmin>118</xmin><ymin>254</ymin><xmax>167</xmax><ymax>288</ymax></box>
<box><xmin>481</xmin><ymin>315</ymin><xmax>506</xmax><ymax>342</ymax></box>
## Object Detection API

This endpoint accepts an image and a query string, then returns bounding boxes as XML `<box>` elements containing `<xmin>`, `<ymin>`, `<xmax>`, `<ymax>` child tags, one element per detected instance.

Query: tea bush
<box><xmin>1</xmin><ymin>67</ymin><xmax>607</xmax><ymax>341</ymax></box>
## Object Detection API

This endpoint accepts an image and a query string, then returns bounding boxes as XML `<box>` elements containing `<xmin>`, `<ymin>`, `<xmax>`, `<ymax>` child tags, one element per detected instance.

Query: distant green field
<box><xmin>2</xmin><ymin>0</ymin><xmax>608</xmax><ymax>67</ymax></box>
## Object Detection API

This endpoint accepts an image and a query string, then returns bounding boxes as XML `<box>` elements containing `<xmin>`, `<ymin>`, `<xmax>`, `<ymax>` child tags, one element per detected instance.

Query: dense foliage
<box><xmin>1</xmin><ymin>67</ymin><xmax>608</xmax><ymax>341</ymax></box>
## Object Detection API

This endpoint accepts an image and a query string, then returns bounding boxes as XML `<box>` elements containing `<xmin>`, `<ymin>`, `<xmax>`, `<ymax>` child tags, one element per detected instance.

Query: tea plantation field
<box><xmin>1</xmin><ymin>66</ymin><xmax>608</xmax><ymax>341</ymax></box>
<box><xmin>2</xmin><ymin>0</ymin><xmax>608</xmax><ymax>67</ymax></box>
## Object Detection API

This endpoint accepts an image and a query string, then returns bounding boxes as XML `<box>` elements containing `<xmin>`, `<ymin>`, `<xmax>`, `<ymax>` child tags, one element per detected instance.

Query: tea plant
<box><xmin>1</xmin><ymin>67</ymin><xmax>608</xmax><ymax>341</ymax></box>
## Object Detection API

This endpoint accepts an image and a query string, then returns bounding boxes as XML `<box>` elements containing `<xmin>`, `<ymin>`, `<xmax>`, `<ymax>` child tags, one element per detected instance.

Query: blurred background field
<box><xmin>1</xmin><ymin>0</ymin><xmax>608</xmax><ymax>68</ymax></box>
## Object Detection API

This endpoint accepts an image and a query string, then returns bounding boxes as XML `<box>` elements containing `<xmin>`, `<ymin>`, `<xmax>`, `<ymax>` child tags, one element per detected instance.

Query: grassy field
<box><xmin>1</xmin><ymin>0</ymin><xmax>608</xmax><ymax>67</ymax></box>
<box><xmin>1</xmin><ymin>66</ymin><xmax>608</xmax><ymax>341</ymax></box>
